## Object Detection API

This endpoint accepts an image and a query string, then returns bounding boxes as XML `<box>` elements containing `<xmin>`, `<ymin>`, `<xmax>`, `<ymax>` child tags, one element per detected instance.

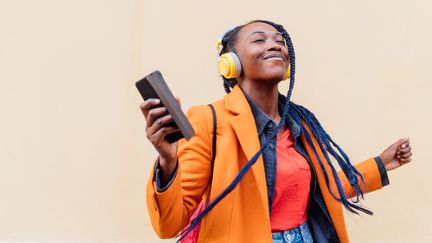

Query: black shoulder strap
<box><xmin>207</xmin><ymin>104</ymin><xmax>217</xmax><ymax>184</ymax></box>
<box><xmin>207</xmin><ymin>104</ymin><xmax>217</xmax><ymax>166</ymax></box>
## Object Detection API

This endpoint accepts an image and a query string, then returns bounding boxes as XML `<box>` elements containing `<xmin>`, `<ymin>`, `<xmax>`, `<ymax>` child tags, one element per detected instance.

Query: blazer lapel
<box><xmin>224</xmin><ymin>86</ymin><xmax>269</xmax><ymax>218</ymax></box>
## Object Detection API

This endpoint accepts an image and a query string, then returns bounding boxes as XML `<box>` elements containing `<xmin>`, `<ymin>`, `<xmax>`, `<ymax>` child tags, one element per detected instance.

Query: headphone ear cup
<box><xmin>218</xmin><ymin>52</ymin><xmax>242</xmax><ymax>79</ymax></box>
<box><xmin>283</xmin><ymin>64</ymin><xmax>291</xmax><ymax>80</ymax></box>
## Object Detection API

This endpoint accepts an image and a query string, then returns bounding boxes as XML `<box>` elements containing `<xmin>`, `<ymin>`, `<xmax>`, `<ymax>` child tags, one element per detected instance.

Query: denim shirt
<box><xmin>244</xmin><ymin>93</ymin><xmax>302</xmax><ymax>214</ymax></box>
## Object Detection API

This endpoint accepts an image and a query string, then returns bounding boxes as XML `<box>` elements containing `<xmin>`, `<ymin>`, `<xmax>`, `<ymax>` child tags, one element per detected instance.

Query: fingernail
<box><xmin>153</xmin><ymin>99</ymin><xmax>161</xmax><ymax>104</ymax></box>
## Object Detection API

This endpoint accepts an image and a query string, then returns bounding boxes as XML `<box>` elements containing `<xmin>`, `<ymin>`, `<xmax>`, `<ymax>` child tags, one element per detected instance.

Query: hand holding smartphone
<box><xmin>136</xmin><ymin>70</ymin><xmax>194</xmax><ymax>143</ymax></box>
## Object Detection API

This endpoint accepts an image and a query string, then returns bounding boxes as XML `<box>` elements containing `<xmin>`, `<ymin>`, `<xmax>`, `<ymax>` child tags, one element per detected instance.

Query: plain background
<box><xmin>1</xmin><ymin>0</ymin><xmax>431</xmax><ymax>242</ymax></box>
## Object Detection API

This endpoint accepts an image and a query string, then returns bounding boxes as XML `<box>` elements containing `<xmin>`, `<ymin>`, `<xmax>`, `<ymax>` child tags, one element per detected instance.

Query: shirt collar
<box><xmin>242</xmin><ymin>89</ymin><xmax>301</xmax><ymax>140</ymax></box>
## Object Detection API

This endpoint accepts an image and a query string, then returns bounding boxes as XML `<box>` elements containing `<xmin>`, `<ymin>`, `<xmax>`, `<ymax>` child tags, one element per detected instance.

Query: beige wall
<box><xmin>0</xmin><ymin>0</ymin><xmax>431</xmax><ymax>242</ymax></box>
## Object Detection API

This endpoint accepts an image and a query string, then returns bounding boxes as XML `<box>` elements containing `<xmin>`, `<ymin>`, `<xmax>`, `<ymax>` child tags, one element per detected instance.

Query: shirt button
<box><xmin>268</xmin><ymin>123</ymin><xmax>274</xmax><ymax>128</ymax></box>
<box><xmin>269</xmin><ymin>144</ymin><xmax>275</xmax><ymax>149</ymax></box>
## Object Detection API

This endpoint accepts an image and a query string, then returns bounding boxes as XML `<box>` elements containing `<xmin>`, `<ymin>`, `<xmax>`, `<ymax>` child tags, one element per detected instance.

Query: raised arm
<box><xmin>337</xmin><ymin>138</ymin><xmax>412</xmax><ymax>199</ymax></box>
<box><xmin>143</xmin><ymin>104</ymin><xmax>213</xmax><ymax>238</ymax></box>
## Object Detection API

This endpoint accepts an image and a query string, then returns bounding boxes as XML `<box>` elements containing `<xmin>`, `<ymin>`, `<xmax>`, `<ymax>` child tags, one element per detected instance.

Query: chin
<box><xmin>261</xmin><ymin>72</ymin><xmax>285</xmax><ymax>83</ymax></box>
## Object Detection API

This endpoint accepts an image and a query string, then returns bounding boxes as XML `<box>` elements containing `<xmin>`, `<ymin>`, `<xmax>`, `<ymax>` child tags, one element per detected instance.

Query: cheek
<box><xmin>238</xmin><ymin>48</ymin><xmax>262</xmax><ymax>70</ymax></box>
<box><xmin>283</xmin><ymin>48</ymin><xmax>290</xmax><ymax>63</ymax></box>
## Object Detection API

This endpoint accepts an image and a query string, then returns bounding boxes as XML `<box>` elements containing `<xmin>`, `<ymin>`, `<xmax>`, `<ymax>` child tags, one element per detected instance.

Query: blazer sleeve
<box><xmin>146</xmin><ymin>105</ymin><xmax>213</xmax><ymax>239</ymax></box>
<box><xmin>337</xmin><ymin>157</ymin><xmax>388</xmax><ymax>199</ymax></box>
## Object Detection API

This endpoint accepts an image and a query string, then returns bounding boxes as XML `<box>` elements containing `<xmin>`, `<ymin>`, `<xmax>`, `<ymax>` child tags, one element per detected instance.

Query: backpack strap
<box><xmin>208</xmin><ymin>104</ymin><xmax>217</xmax><ymax>168</ymax></box>
<box><xmin>180</xmin><ymin>105</ymin><xmax>216</xmax><ymax>242</ymax></box>
<box><xmin>205</xmin><ymin>104</ymin><xmax>217</xmax><ymax>199</ymax></box>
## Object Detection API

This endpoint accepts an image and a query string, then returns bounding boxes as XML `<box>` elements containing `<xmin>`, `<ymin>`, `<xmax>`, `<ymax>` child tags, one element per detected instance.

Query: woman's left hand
<box><xmin>379</xmin><ymin>138</ymin><xmax>412</xmax><ymax>171</ymax></box>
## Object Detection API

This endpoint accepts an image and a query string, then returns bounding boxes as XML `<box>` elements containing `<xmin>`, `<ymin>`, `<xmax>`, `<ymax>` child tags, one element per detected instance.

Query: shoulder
<box><xmin>183</xmin><ymin>98</ymin><xmax>223</xmax><ymax>131</ymax></box>
<box><xmin>185</xmin><ymin>97</ymin><xmax>227</xmax><ymax>120</ymax></box>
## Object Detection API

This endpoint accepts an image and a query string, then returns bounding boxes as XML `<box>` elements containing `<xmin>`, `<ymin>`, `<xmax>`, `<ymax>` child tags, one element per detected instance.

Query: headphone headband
<box><xmin>216</xmin><ymin>26</ymin><xmax>238</xmax><ymax>56</ymax></box>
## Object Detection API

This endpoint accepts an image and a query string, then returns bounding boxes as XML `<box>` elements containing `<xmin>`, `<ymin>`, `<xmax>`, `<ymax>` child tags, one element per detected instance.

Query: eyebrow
<box><xmin>248</xmin><ymin>31</ymin><xmax>283</xmax><ymax>39</ymax></box>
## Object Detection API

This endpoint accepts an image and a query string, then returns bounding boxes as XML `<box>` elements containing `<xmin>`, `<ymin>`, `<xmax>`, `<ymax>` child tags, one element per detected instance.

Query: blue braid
<box><xmin>298</xmin><ymin>105</ymin><xmax>367</xmax><ymax>194</ymax></box>
<box><xmin>287</xmin><ymin>105</ymin><xmax>369</xmax><ymax>214</ymax></box>
<box><xmin>294</xmin><ymin>105</ymin><xmax>368</xmax><ymax>202</ymax></box>
<box><xmin>298</xmin><ymin>105</ymin><xmax>366</xmax><ymax>183</ymax></box>
<box><xmin>287</xmin><ymin>105</ymin><xmax>336</xmax><ymax>199</ymax></box>
<box><xmin>290</xmin><ymin>104</ymin><xmax>372</xmax><ymax>214</ymax></box>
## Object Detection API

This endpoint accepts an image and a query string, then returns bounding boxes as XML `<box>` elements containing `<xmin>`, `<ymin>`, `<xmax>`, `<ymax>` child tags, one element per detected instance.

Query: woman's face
<box><xmin>234</xmin><ymin>22</ymin><xmax>289</xmax><ymax>84</ymax></box>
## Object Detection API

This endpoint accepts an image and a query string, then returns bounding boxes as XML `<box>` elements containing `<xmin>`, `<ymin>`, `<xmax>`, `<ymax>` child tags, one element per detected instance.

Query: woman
<box><xmin>140</xmin><ymin>20</ymin><xmax>412</xmax><ymax>243</ymax></box>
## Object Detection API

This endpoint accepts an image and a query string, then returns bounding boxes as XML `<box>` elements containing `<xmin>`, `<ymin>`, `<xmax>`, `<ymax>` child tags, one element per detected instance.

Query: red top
<box><xmin>270</xmin><ymin>127</ymin><xmax>312</xmax><ymax>232</ymax></box>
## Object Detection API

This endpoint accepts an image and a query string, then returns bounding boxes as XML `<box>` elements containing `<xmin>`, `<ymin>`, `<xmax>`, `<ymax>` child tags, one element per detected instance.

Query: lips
<box><xmin>263</xmin><ymin>52</ymin><xmax>286</xmax><ymax>61</ymax></box>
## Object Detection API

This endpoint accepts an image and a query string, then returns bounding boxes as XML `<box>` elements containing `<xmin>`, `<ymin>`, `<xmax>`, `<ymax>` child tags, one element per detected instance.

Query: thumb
<box><xmin>390</xmin><ymin>138</ymin><xmax>409</xmax><ymax>150</ymax></box>
<box><xmin>174</xmin><ymin>96</ymin><xmax>181</xmax><ymax>107</ymax></box>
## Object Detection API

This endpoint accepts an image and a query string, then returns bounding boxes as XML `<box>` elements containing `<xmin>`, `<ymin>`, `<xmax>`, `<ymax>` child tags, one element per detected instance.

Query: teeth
<box><xmin>266</xmin><ymin>56</ymin><xmax>283</xmax><ymax>60</ymax></box>
<box><xmin>264</xmin><ymin>55</ymin><xmax>283</xmax><ymax>59</ymax></box>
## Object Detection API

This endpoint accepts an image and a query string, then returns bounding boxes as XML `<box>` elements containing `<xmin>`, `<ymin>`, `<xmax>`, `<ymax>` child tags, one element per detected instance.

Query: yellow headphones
<box><xmin>216</xmin><ymin>27</ymin><xmax>291</xmax><ymax>80</ymax></box>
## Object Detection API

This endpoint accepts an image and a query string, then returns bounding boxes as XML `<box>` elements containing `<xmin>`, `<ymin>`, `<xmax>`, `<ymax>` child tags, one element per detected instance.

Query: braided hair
<box><xmin>178</xmin><ymin>19</ymin><xmax>371</xmax><ymax>242</ymax></box>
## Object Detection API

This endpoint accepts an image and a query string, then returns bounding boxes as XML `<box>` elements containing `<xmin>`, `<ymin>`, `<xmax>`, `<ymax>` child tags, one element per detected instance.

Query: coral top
<box><xmin>271</xmin><ymin>127</ymin><xmax>312</xmax><ymax>232</ymax></box>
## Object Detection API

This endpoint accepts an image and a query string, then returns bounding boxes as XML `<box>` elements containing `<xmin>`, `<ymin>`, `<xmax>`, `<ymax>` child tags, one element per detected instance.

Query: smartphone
<box><xmin>135</xmin><ymin>70</ymin><xmax>194</xmax><ymax>143</ymax></box>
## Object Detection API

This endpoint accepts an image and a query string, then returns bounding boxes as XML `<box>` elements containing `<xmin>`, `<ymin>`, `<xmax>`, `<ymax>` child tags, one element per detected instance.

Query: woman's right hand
<box><xmin>140</xmin><ymin>98</ymin><xmax>180</xmax><ymax>181</ymax></box>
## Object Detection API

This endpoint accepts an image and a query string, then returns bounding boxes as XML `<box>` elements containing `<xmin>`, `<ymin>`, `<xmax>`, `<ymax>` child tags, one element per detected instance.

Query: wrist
<box><xmin>374</xmin><ymin>155</ymin><xmax>390</xmax><ymax>186</ymax></box>
<box><xmin>378</xmin><ymin>154</ymin><xmax>388</xmax><ymax>170</ymax></box>
<box><xmin>159</xmin><ymin>156</ymin><xmax>177</xmax><ymax>182</ymax></box>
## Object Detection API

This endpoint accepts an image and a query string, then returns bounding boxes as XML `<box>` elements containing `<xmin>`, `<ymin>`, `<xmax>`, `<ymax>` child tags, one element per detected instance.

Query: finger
<box><xmin>175</xmin><ymin>97</ymin><xmax>181</xmax><ymax>107</ymax></box>
<box><xmin>397</xmin><ymin>146</ymin><xmax>411</xmax><ymax>154</ymax></box>
<box><xmin>398</xmin><ymin>151</ymin><xmax>412</xmax><ymax>159</ymax></box>
<box><xmin>388</xmin><ymin>139</ymin><xmax>402</xmax><ymax>150</ymax></box>
<box><xmin>388</xmin><ymin>138</ymin><xmax>409</xmax><ymax>153</ymax></box>
<box><xmin>393</xmin><ymin>138</ymin><xmax>409</xmax><ymax>147</ymax></box>
<box><xmin>399</xmin><ymin>157</ymin><xmax>412</xmax><ymax>165</ymax></box>
<box><xmin>140</xmin><ymin>99</ymin><xmax>161</xmax><ymax>118</ymax></box>
<box><xmin>146</xmin><ymin>113</ymin><xmax>173</xmax><ymax>139</ymax></box>
<box><xmin>146</xmin><ymin>107</ymin><xmax>168</xmax><ymax>127</ymax></box>
<box><xmin>150</xmin><ymin>126</ymin><xmax>181</xmax><ymax>146</ymax></box>
<box><xmin>147</xmin><ymin>114</ymin><xmax>174</xmax><ymax>135</ymax></box>
<box><xmin>399</xmin><ymin>140</ymin><xmax>410</xmax><ymax>149</ymax></box>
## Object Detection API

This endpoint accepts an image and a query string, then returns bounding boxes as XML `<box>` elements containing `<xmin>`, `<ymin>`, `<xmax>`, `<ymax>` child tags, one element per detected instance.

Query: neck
<box><xmin>239</xmin><ymin>80</ymin><xmax>281</xmax><ymax>124</ymax></box>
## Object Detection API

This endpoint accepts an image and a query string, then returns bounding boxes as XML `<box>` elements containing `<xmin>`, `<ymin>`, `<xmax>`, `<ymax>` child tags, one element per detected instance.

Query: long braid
<box><xmin>223</xmin><ymin>80</ymin><xmax>232</xmax><ymax>93</ymax></box>
<box><xmin>291</xmin><ymin>104</ymin><xmax>372</xmax><ymax>214</ymax></box>
<box><xmin>293</xmin><ymin>105</ymin><xmax>371</xmax><ymax>208</ymax></box>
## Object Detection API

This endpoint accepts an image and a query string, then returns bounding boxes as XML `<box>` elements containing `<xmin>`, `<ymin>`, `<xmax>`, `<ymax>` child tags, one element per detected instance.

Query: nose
<box><xmin>267</xmin><ymin>40</ymin><xmax>282</xmax><ymax>52</ymax></box>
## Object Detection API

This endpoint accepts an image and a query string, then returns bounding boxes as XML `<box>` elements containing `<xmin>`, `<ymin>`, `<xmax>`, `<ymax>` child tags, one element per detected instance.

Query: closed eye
<box><xmin>252</xmin><ymin>39</ymin><xmax>286</xmax><ymax>46</ymax></box>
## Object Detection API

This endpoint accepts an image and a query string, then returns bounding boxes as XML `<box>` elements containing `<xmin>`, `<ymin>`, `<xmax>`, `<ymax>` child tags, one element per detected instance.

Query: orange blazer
<box><xmin>146</xmin><ymin>86</ymin><xmax>384</xmax><ymax>243</ymax></box>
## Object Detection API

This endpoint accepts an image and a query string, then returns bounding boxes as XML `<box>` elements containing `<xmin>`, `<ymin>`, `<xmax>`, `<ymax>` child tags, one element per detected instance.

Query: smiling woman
<box><xmin>140</xmin><ymin>19</ymin><xmax>413</xmax><ymax>243</ymax></box>
<box><xmin>231</xmin><ymin>23</ymin><xmax>290</xmax><ymax>84</ymax></box>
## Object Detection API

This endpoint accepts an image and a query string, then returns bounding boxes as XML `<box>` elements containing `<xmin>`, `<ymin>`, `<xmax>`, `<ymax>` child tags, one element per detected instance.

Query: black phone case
<box><xmin>135</xmin><ymin>70</ymin><xmax>194</xmax><ymax>143</ymax></box>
